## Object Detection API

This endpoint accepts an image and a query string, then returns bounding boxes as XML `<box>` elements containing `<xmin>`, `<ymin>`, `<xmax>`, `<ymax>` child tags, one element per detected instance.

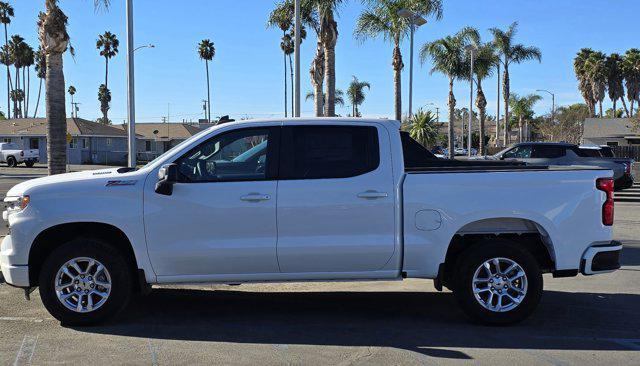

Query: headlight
<box><xmin>3</xmin><ymin>195</ymin><xmax>30</xmax><ymax>219</ymax></box>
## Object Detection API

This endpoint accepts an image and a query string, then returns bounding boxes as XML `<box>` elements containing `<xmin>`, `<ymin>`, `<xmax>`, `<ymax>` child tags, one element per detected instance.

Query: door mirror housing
<box><xmin>155</xmin><ymin>163</ymin><xmax>178</xmax><ymax>195</ymax></box>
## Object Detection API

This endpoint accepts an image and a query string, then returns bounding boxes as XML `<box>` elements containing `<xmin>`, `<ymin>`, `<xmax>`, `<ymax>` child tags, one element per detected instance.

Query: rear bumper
<box><xmin>614</xmin><ymin>174</ymin><xmax>634</xmax><ymax>191</ymax></box>
<box><xmin>580</xmin><ymin>240</ymin><xmax>622</xmax><ymax>275</ymax></box>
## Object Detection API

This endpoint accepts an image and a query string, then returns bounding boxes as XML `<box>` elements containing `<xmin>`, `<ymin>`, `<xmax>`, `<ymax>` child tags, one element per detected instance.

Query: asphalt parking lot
<box><xmin>0</xmin><ymin>166</ymin><xmax>639</xmax><ymax>365</ymax></box>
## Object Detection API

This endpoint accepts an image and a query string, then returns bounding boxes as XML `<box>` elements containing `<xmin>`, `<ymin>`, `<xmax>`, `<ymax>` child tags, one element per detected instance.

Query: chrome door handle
<box><xmin>240</xmin><ymin>193</ymin><xmax>271</xmax><ymax>202</ymax></box>
<box><xmin>357</xmin><ymin>190</ymin><xmax>388</xmax><ymax>199</ymax></box>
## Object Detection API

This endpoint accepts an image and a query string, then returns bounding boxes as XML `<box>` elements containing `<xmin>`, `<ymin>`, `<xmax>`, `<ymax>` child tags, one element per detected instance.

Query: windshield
<box><xmin>4</xmin><ymin>143</ymin><xmax>20</xmax><ymax>150</ymax></box>
<box><xmin>141</xmin><ymin>127</ymin><xmax>214</xmax><ymax>168</ymax></box>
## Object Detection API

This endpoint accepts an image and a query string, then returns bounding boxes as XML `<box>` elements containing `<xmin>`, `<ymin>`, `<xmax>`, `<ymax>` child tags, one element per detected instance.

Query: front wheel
<box><xmin>453</xmin><ymin>240</ymin><xmax>543</xmax><ymax>325</ymax></box>
<box><xmin>6</xmin><ymin>156</ymin><xmax>16</xmax><ymax>167</ymax></box>
<box><xmin>39</xmin><ymin>238</ymin><xmax>133</xmax><ymax>326</ymax></box>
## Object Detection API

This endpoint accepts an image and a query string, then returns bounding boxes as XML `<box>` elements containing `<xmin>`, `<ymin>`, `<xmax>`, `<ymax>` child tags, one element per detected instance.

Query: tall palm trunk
<box><xmin>14</xmin><ymin>66</ymin><xmax>20</xmax><ymax>118</ymax></box>
<box><xmin>447</xmin><ymin>77</ymin><xmax>456</xmax><ymax>159</ymax></box>
<box><xmin>33</xmin><ymin>77</ymin><xmax>42</xmax><ymax>117</ymax></box>
<box><xmin>392</xmin><ymin>40</ymin><xmax>403</xmax><ymax>121</ymax></box>
<box><xmin>518</xmin><ymin>115</ymin><xmax>523</xmax><ymax>143</ymax></box>
<box><xmin>25</xmin><ymin>67</ymin><xmax>30</xmax><ymax>118</ymax></box>
<box><xmin>321</xmin><ymin>12</ymin><xmax>337</xmax><ymax>117</ymax></box>
<box><xmin>283</xmin><ymin>48</ymin><xmax>287</xmax><ymax>117</ymax></box>
<box><xmin>502</xmin><ymin>62</ymin><xmax>510</xmax><ymax>146</ymax></box>
<box><xmin>103</xmin><ymin>56</ymin><xmax>109</xmax><ymax>122</ymax></box>
<box><xmin>289</xmin><ymin>54</ymin><xmax>294</xmax><ymax>117</ymax></box>
<box><xmin>599</xmin><ymin>101</ymin><xmax>603</xmax><ymax>118</ymax></box>
<box><xmin>613</xmin><ymin>99</ymin><xmax>617</xmax><ymax>116</ymax></box>
<box><xmin>310</xmin><ymin>39</ymin><xmax>324</xmax><ymax>117</ymax></box>
<box><xmin>205</xmin><ymin>59</ymin><xmax>211</xmax><ymax>123</ymax></box>
<box><xmin>621</xmin><ymin>97</ymin><xmax>629</xmax><ymax>117</ymax></box>
<box><xmin>46</xmin><ymin>52</ymin><xmax>67</xmax><ymax>174</ymax></box>
<box><xmin>495</xmin><ymin>63</ymin><xmax>500</xmax><ymax>147</ymax></box>
<box><xmin>476</xmin><ymin>80</ymin><xmax>487</xmax><ymax>156</ymax></box>
<box><xmin>4</xmin><ymin>23</ymin><xmax>10</xmax><ymax>119</ymax></box>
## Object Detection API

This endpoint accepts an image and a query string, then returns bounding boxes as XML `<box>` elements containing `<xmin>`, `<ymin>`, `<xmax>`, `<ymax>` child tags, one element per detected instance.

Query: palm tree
<box><xmin>8</xmin><ymin>34</ymin><xmax>24</xmax><ymax>117</ymax></box>
<box><xmin>33</xmin><ymin>46</ymin><xmax>45</xmax><ymax>117</ymax></box>
<box><xmin>305</xmin><ymin>88</ymin><xmax>344</xmax><ymax>109</ymax></box>
<box><xmin>312</xmin><ymin>0</ymin><xmax>346</xmax><ymax>117</ymax></box>
<box><xmin>420</xmin><ymin>27</ymin><xmax>479</xmax><ymax>159</ymax></box>
<box><xmin>574</xmin><ymin>48</ymin><xmax>596</xmax><ymax>117</ymax></box>
<box><xmin>408</xmin><ymin>109</ymin><xmax>439</xmax><ymax>147</ymax></box>
<box><xmin>354</xmin><ymin>0</ymin><xmax>443</xmax><ymax>121</ymax></box>
<box><xmin>489</xmin><ymin>22</ymin><xmax>542</xmax><ymax>146</ymax></box>
<box><xmin>67</xmin><ymin>85</ymin><xmax>75</xmax><ymax>118</ymax></box>
<box><xmin>280</xmin><ymin>33</ymin><xmax>292</xmax><ymax>117</ymax></box>
<box><xmin>0</xmin><ymin>44</ymin><xmax>12</xmax><ymax>116</ymax></box>
<box><xmin>622</xmin><ymin>49</ymin><xmax>640</xmax><ymax>117</ymax></box>
<box><xmin>584</xmin><ymin>51</ymin><xmax>607</xmax><ymax>118</ymax></box>
<box><xmin>468</xmin><ymin>42</ymin><xmax>498</xmax><ymax>155</ymax></box>
<box><xmin>346</xmin><ymin>76</ymin><xmax>370</xmax><ymax>117</ymax></box>
<box><xmin>97</xmin><ymin>84</ymin><xmax>111</xmax><ymax>123</ymax></box>
<box><xmin>198</xmin><ymin>39</ymin><xmax>215</xmax><ymax>123</ymax></box>
<box><xmin>9</xmin><ymin>87</ymin><xmax>20</xmax><ymax>117</ymax></box>
<box><xmin>0</xmin><ymin>2</ymin><xmax>13</xmax><ymax>119</ymax></box>
<box><xmin>509</xmin><ymin>93</ymin><xmax>541</xmax><ymax>142</ymax></box>
<box><xmin>96</xmin><ymin>31</ymin><xmax>118</xmax><ymax>122</ymax></box>
<box><xmin>605</xmin><ymin>53</ymin><xmax>628</xmax><ymax>117</ymax></box>
<box><xmin>268</xmin><ymin>3</ymin><xmax>293</xmax><ymax>118</ymax></box>
<box><xmin>21</xmin><ymin>44</ymin><xmax>34</xmax><ymax>118</ymax></box>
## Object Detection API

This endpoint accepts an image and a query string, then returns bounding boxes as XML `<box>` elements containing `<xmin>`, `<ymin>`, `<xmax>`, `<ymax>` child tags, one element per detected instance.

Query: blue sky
<box><xmin>8</xmin><ymin>0</ymin><xmax>640</xmax><ymax>123</ymax></box>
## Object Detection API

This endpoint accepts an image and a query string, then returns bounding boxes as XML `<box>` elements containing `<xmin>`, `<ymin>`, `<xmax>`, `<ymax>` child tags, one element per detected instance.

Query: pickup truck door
<box><xmin>276</xmin><ymin>125</ymin><xmax>396</xmax><ymax>273</ymax></box>
<box><xmin>143</xmin><ymin>127</ymin><xmax>281</xmax><ymax>278</ymax></box>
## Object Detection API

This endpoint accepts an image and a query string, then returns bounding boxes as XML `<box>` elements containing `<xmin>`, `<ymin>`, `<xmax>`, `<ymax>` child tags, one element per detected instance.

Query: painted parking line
<box><xmin>13</xmin><ymin>335</ymin><xmax>38</xmax><ymax>366</ymax></box>
<box><xmin>535</xmin><ymin>335</ymin><xmax>640</xmax><ymax>351</ymax></box>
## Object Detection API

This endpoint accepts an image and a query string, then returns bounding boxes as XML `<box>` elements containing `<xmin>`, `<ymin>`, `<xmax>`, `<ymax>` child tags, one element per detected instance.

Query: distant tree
<box><xmin>622</xmin><ymin>49</ymin><xmax>640</xmax><ymax>117</ymax></box>
<box><xmin>346</xmin><ymin>75</ymin><xmax>370</xmax><ymax>117</ymax></box>
<box><xmin>9</xmin><ymin>87</ymin><xmax>21</xmax><ymax>117</ymax></box>
<box><xmin>574</xmin><ymin>48</ymin><xmax>596</xmax><ymax>117</ymax></box>
<box><xmin>606</xmin><ymin>53</ymin><xmax>628</xmax><ymax>117</ymax></box>
<box><xmin>537</xmin><ymin>103</ymin><xmax>589</xmax><ymax>144</ymax></box>
<box><xmin>198</xmin><ymin>39</ymin><xmax>215</xmax><ymax>123</ymax></box>
<box><xmin>408</xmin><ymin>109</ymin><xmax>439</xmax><ymax>147</ymax></box>
<box><xmin>490</xmin><ymin>22</ymin><xmax>542</xmax><ymax>145</ymax></box>
<box><xmin>0</xmin><ymin>1</ymin><xmax>14</xmax><ymax>119</ymax></box>
<box><xmin>420</xmin><ymin>27</ymin><xmax>479</xmax><ymax>158</ymax></box>
<box><xmin>467</xmin><ymin>41</ymin><xmax>498</xmax><ymax>155</ymax></box>
<box><xmin>67</xmin><ymin>84</ymin><xmax>75</xmax><ymax>117</ymax></box>
<box><xmin>33</xmin><ymin>46</ymin><xmax>45</xmax><ymax>117</ymax></box>
<box><xmin>509</xmin><ymin>93</ymin><xmax>541</xmax><ymax>142</ymax></box>
<box><xmin>584</xmin><ymin>51</ymin><xmax>607</xmax><ymax>117</ymax></box>
<box><xmin>305</xmin><ymin>88</ymin><xmax>344</xmax><ymax>109</ymax></box>
<box><xmin>96</xmin><ymin>116</ymin><xmax>111</xmax><ymax>125</ymax></box>
<box><xmin>605</xmin><ymin>108</ymin><xmax>624</xmax><ymax>118</ymax></box>
<box><xmin>97</xmin><ymin>84</ymin><xmax>110</xmax><ymax>122</ymax></box>
<box><xmin>355</xmin><ymin>0</ymin><xmax>443</xmax><ymax>120</ymax></box>
<box><xmin>96</xmin><ymin>31</ymin><xmax>118</xmax><ymax>122</ymax></box>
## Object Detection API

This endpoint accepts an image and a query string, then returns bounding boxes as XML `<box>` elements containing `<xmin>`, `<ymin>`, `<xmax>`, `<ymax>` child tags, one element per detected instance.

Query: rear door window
<box><xmin>279</xmin><ymin>125</ymin><xmax>380</xmax><ymax>179</ymax></box>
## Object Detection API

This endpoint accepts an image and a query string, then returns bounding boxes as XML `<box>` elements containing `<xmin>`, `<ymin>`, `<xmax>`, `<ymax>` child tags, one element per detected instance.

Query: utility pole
<box><xmin>293</xmin><ymin>0</ymin><xmax>301</xmax><ymax>117</ymax></box>
<box><xmin>126</xmin><ymin>0</ymin><xmax>136</xmax><ymax>168</ymax></box>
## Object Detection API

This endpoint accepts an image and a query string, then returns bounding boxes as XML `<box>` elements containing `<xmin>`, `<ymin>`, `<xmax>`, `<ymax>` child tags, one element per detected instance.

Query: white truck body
<box><xmin>0</xmin><ymin>142</ymin><xmax>39</xmax><ymax>167</ymax></box>
<box><xmin>0</xmin><ymin>119</ymin><xmax>621</xmax><ymax>324</ymax></box>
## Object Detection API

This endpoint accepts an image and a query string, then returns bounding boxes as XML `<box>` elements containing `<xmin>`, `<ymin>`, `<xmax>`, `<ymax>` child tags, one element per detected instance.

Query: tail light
<box><xmin>624</xmin><ymin>162</ymin><xmax>631</xmax><ymax>175</ymax></box>
<box><xmin>596</xmin><ymin>178</ymin><xmax>614</xmax><ymax>226</ymax></box>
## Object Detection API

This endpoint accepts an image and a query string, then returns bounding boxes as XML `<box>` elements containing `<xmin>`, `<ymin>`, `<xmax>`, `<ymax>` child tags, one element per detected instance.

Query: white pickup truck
<box><xmin>0</xmin><ymin>119</ymin><xmax>621</xmax><ymax>325</ymax></box>
<box><xmin>0</xmin><ymin>142</ymin><xmax>39</xmax><ymax>167</ymax></box>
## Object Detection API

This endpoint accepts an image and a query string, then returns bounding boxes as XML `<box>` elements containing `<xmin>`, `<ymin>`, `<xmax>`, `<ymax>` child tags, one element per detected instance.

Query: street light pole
<box><xmin>398</xmin><ymin>9</ymin><xmax>426</xmax><ymax>119</ymax></box>
<box><xmin>536</xmin><ymin>89</ymin><xmax>555</xmax><ymax>138</ymax></box>
<box><xmin>496</xmin><ymin>63</ymin><xmax>500</xmax><ymax>147</ymax></box>
<box><xmin>126</xmin><ymin>0</ymin><xmax>136</xmax><ymax>168</ymax></box>
<box><xmin>293</xmin><ymin>0</ymin><xmax>301</xmax><ymax>117</ymax></box>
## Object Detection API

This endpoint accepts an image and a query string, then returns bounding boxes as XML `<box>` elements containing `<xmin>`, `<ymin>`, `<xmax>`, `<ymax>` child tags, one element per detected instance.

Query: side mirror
<box><xmin>155</xmin><ymin>164</ymin><xmax>178</xmax><ymax>196</ymax></box>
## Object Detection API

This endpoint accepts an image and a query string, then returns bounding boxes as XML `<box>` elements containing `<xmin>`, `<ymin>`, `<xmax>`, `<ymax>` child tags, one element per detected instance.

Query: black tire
<box><xmin>38</xmin><ymin>238</ymin><xmax>133</xmax><ymax>326</ymax></box>
<box><xmin>6</xmin><ymin>156</ymin><xmax>16</xmax><ymax>167</ymax></box>
<box><xmin>25</xmin><ymin>160</ymin><xmax>35</xmax><ymax>168</ymax></box>
<box><xmin>452</xmin><ymin>239</ymin><xmax>543</xmax><ymax>325</ymax></box>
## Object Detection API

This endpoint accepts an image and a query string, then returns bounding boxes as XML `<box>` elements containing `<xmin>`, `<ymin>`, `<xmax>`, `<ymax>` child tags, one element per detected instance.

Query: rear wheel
<box><xmin>39</xmin><ymin>238</ymin><xmax>133</xmax><ymax>326</ymax></box>
<box><xmin>25</xmin><ymin>160</ymin><xmax>35</xmax><ymax>168</ymax></box>
<box><xmin>6</xmin><ymin>156</ymin><xmax>16</xmax><ymax>167</ymax></box>
<box><xmin>453</xmin><ymin>240</ymin><xmax>543</xmax><ymax>325</ymax></box>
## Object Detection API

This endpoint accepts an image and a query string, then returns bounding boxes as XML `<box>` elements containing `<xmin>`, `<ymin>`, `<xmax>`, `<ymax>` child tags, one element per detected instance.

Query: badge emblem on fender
<box><xmin>106</xmin><ymin>180</ymin><xmax>138</xmax><ymax>187</ymax></box>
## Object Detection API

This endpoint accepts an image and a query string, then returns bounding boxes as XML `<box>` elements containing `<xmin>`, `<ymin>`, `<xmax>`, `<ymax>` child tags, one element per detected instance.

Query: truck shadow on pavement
<box><xmin>75</xmin><ymin>287</ymin><xmax>640</xmax><ymax>359</ymax></box>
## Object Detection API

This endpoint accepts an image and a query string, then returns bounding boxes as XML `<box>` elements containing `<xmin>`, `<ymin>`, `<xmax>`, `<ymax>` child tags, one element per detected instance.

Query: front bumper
<box><xmin>0</xmin><ymin>235</ymin><xmax>30</xmax><ymax>287</ymax></box>
<box><xmin>580</xmin><ymin>240</ymin><xmax>622</xmax><ymax>275</ymax></box>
